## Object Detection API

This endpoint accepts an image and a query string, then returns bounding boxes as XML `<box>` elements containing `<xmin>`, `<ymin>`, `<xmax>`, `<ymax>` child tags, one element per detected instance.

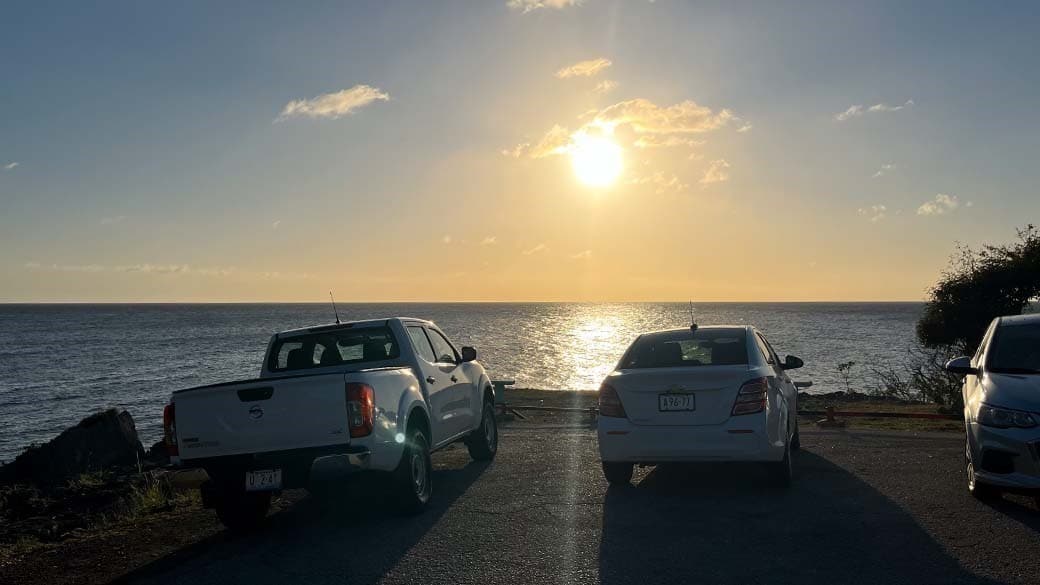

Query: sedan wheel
<box><xmin>966</xmin><ymin>439</ymin><xmax>999</xmax><ymax>501</ymax></box>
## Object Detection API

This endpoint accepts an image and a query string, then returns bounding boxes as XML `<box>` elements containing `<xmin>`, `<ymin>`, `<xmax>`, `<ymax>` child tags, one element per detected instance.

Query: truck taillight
<box><xmin>731</xmin><ymin>377</ymin><xmax>769</xmax><ymax>416</ymax></box>
<box><xmin>598</xmin><ymin>383</ymin><xmax>627</xmax><ymax>418</ymax></box>
<box><xmin>163</xmin><ymin>403</ymin><xmax>178</xmax><ymax>457</ymax></box>
<box><xmin>346</xmin><ymin>383</ymin><xmax>375</xmax><ymax>438</ymax></box>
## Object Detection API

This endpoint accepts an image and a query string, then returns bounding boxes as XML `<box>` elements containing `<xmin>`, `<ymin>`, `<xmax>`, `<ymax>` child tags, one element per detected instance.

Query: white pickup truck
<box><xmin>162</xmin><ymin>317</ymin><xmax>498</xmax><ymax>530</ymax></box>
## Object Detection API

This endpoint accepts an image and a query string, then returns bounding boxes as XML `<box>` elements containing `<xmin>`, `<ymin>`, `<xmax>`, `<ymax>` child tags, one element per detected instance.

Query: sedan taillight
<box><xmin>731</xmin><ymin>377</ymin><xmax>769</xmax><ymax>416</ymax></box>
<box><xmin>599</xmin><ymin>383</ymin><xmax>627</xmax><ymax>418</ymax></box>
<box><xmin>346</xmin><ymin>383</ymin><xmax>375</xmax><ymax>437</ymax></box>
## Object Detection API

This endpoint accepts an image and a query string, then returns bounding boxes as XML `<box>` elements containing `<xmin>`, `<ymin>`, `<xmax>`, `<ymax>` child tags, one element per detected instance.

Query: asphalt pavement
<box><xmin>121</xmin><ymin>423</ymin><xmax>1040</xmax><ymax>585</ymax></box>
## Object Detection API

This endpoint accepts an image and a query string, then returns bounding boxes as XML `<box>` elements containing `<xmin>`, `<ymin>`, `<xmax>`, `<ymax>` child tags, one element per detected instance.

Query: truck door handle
<box><xmin>451</xmin><ymin>375</ymin><xmax>458</xmax><ymax>382</ymax></box>
<box><xmin>426</xmin><ymin>376</ymin><xmax>436</xmax><ymax>384</ymax></box>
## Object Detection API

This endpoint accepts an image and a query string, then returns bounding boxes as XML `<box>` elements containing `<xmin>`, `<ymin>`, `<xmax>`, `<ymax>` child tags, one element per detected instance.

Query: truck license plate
<box><xmin>245</xmin><ymin>469</ymin><xmax>282</xmax><ymax>491</ymax></box>
<box><xmin>659</xmin><ymin>393</ymin><xmax>696</xmax><ymax>411</ymax></box>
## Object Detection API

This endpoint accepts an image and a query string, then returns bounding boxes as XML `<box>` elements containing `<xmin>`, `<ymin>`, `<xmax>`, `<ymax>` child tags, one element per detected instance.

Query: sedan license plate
<box><xmin>659</xmin><ymin>393</ymin><xmax>696</xmax><ymax>412</ymax></box>
<box><xmin>245</xmin><ymin>469</ymin><xmax>282</xmax><ymax>491</ymax></box>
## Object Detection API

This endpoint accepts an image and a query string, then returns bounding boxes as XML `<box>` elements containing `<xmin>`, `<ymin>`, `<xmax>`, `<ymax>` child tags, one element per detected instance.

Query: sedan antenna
<box><xmin>689</xmin><ymin>300</ymin><xmax>698</xmax><ymax>330</ymax></box>
<box><xmin>330</xmin><ymin>291</ymin><xmax>341</xmax><ymax>324</ymax></box>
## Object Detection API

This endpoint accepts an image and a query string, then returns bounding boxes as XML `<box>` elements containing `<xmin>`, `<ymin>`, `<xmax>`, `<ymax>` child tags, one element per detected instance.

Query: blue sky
<box><xmin>2</xmin><ymin>1</ymin><xmax>1039</xmax><ymax>301</ymax></box>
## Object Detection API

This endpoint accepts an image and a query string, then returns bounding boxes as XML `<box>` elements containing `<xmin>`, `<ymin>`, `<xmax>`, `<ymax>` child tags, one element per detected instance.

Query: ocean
<box><xmin>0</xmin><ymin>302</ymin><xmax>923</xmax><ymax>461</ymax></box>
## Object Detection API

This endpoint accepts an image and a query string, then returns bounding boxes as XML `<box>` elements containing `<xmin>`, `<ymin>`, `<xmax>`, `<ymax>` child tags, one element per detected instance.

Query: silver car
<box><xmin>946</xmin><ymin>314</ymin><xmax>1040</xmax><ymax>504</ymax></box>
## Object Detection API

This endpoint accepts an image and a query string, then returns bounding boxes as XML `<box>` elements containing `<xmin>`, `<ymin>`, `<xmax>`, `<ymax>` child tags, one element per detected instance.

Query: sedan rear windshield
<box><xmin>268</xmin><ymin>326</ymin><xmax>400</xmax><ymax>372</ymax></box>
<box><xmin>619</xmin><ymin>328</ymin><xmax>748</xmax><ymax>369</ymax></box>
<box><xmin>988</xmin><ymin>323</ymin><xmax>1040</xmax><ymax>374</ymax></box>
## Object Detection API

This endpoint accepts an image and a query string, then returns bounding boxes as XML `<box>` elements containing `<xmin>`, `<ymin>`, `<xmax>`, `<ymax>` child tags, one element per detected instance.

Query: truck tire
<box><xmin>466</xmin><ymin>397</ymin><xmax>498</xmax><ymax>461</ymax></box>
<box><xmin>215</xmin><ymin>490</ymin><xmax>271</xmax><ymax>532</ymax></box>
<box><xmin>393</xmin><ymin>426</ymin><xmax>432</xmax><ymax>514</ymax></box>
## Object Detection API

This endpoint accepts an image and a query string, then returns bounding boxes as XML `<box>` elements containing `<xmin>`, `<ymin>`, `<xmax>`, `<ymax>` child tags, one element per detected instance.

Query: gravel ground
<box><xmin>115</xmin><ymin>423</ymin><xmax>1040</xmax><ymax>585</ymax></box>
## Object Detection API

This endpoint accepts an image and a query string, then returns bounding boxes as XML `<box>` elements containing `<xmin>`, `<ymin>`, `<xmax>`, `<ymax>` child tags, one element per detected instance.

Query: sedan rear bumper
<box><xmin>597</xmin><ymin>415</ymin><xmax>785</xmax><ymax>463</ymax></box>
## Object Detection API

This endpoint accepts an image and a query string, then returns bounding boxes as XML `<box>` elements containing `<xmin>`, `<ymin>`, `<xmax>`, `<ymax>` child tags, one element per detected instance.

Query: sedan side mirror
<box><xmin>945</xmin><ymin>356</ymin><xmax>978</xmax><ymax>376</ymax></box>
<box><xmin>781</xmin><ymin>355</ymin><xmax>804</xmax><ymax>370</ymax></box>
<box><xmin>461</xmin><ymin>346</ymin><xmax>477</xmax><ymax>362</ymax></box>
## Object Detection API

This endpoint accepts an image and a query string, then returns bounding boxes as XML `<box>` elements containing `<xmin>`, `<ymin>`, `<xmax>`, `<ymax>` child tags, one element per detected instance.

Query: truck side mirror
<box><xmin>461</xmin><ymin>346</ymin><xmax>477</xmax><ymax>362</ymax></box>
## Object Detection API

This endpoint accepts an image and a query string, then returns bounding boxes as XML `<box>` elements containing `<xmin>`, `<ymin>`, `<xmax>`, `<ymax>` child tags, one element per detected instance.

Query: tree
<box><xmin>917</xmin><ymin>225</ymin><xmax>1040</xmax><ymax>356</ymax></box>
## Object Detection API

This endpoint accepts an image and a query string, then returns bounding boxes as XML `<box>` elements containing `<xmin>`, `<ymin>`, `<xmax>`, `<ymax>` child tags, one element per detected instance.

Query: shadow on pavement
<box><xmin>982</xmin><ymin>493</ymin><xmax>1040</xmax><ymax>533</ymax></box>
<box><xmin>117</xmin><ymin>457</ymin><xmax>490</xmax><ymax>585</ymax></box>
<box><xmin>599</xmin><ymin>451</ymin><xmax>1001</xmax><ymax>585</ymax></box>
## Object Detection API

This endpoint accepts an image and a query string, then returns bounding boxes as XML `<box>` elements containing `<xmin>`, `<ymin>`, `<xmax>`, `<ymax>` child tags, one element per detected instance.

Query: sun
<box><xmin>569</xmin><ymin>133</ymin><xmax>623</xmax><ymax>187</ymax></box>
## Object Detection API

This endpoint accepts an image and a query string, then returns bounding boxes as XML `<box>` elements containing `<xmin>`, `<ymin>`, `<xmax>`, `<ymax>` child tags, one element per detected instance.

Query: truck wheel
<box><xmin>394</xmin><ymin>427</ymin><xmax>432</xmax><ymax>514</ymax></box>
<box><xmin>215</xmin><ymin>490</ymin><xmax>271</xmax><ymax>532</ymax></box>
<box><xmin>602</xmin><ymin>462</ymin><xmax>633</xmax><ymax>485</ymax></box>
<box><xmin>466</xmin><ymin>397</ymin><xmax>498</xmax><ymax>461</ymax></box>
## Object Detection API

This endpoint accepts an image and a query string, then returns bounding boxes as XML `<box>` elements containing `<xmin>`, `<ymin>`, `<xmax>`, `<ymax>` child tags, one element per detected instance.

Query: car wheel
<box><xmin>466</xmin><ymin>397</ymin><xmax>498</xmax><ymax>461</ymax></box>
<box><xmin>215</xmin><ymin>489</ymin><xmax>271</xmax><ymax>532</ymax></box>
<box><xmin>966</xmin><ymin>439</ymin><xmax>999</xmax><ymax>501</ymax></box>
<box><xmin>791</xmin><ymin>421</ymin><xmax>801</xmax><ymax>452</ymax></box>
<box><xmin>767</xmin><ymin>440</ymin><xmax>793</xmax><ymax>488</ymax></box>
<box><xmin>602</xmin><ymin>462</ymin><xmax>634</xmax><ymax>485</ymax></box>
<box><xmin>394</xmin><ymin>426</ymin><xmax>432</xmax><ymax>514</ymax></box>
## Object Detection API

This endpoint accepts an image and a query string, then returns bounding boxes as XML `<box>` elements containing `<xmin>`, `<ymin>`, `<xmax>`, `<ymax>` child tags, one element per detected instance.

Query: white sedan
<box><xmin>597</xmin><ymin>325</ymin><xmax>804</xmax><ymax>486</ymax></box>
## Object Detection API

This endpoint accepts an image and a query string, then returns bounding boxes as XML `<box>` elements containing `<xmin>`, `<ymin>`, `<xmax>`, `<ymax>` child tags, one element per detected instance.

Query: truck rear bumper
<box><xmin>184</xmin><ymin>443</ymin><xmax>372</xmax><ymax>492</ymax></box>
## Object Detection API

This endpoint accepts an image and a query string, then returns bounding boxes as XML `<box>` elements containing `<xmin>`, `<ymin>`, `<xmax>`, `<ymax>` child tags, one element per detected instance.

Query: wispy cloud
<box><xmin>570</xmin><ymin>250</ymin><xmax>592</xmax><ymax>260</ymax></box>
<box><xmin>857</xmin><ymin>205</ymin><xmax>888</xmax><ymax>223</ymax></box>
<box><xmin>834</xmin><ymin>99</ymin><xmax>913</xmax><ymax>121</ymax></box>
<box><xmin>442</xmin><ymin>235</ymin><xmax>453</xmax><ymax>244</ymax></box>
<box><xmin>629</xmin><ymin>172</ymin><xmax>688</xmax><ymax>194</ymax></box>
<box><xmin>277</xmin><ymin>84</ymin><xmax>389</xmax><ymax>121</ymax></box>
<box><xmin>632</xmin><ymin>136</ymin><xmax>704</xmax><ymax>149</ymax></box>
<box><xmin>506</xmin><ymin>97</ymin><xmax>733</xmax><ymax>159</ymax></box>
<box><xmin>3</xmin><ymin>162</ymin><xmax>18</xmax><ymax>170</ymax></box>
<box><xmin>522</xmin><ymin>243</ymin><xmax>548</xmax><ymax>255</ymax></box>
<box><xmin>872</xmin><ymin>163</ymin><xmax>897</xmax><ymax>178</ymax></box>
<box><xmin>272</xmin><ymin>220</ymin><xmax>281</xmax><ymax>229</ymax></box>
<box><xmin>24</xmin><ymin>262</ymin><xmax>104</xmax><ymax>273</ymax></box>
<box><xmin>508</xmin><ymin>0</ymin><xmax>582</xmax><ymax>13</ymax></box>
<box><xmin>100</xmin><ymin>215</ymin><xmax>128</xmax><ymax>225</ymax></box>
<box><xmin>593</xmin><ymin>80</ymin><xmax>618</xmax><ymax>94</ymax></box>
<box><xmin>699</xmin><ymin>159</ymin><xmax>731</xmax><ymax>184</ymax></box>
<box><xmin>917</xmin><ymin>193</ymin><xmax>969</xmax><ymax>216</ymax></box>
<box><xmin>23</xmin><ymin>262</ymin><xmax>311</xmax><ymax>279</ymax></box>
<box><xmin>502</xmin><ymin>124</ymin><xmax>572</xmax><ymax>158</ymax></box>
<box><xmin>480</xmin><ymin>236</ymin><xmax>497</xmax><ymax>245</ymax></box>
<box><xmin>555</xmin><ymin>58</ymin><xmax>612</xmax><ymax>79</ymax></box>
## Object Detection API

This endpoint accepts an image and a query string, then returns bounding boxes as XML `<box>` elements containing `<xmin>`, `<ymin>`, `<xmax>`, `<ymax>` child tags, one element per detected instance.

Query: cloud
<box><xmin>555</xmin><ymin>58</ymin><xmax>612</xmax><ymax>79</ymax></box>
<box><xmin>593</xmin><ymin>80</ymin><xmax>618</xmax><ymax>94</ymax></box>
<box><xmin>917</xmin><ymin>193</ymin><xmax>967</xmax><ymax>216</ymax></box>
<box><xmin>834</xmin><ymin>99</ymin><xmax>913</xmax><ymax>121</ymax></box>
<box><xmin>632</xmin><ymin>136</ymin><xmax>704</xmax><ymax>149</ymax></box>
<box><xmin>24</xmin><ymin>262</ymin><xmax>104</xmax><ymax>273</ymax></box>
<box><xmin>272</xmin><ymin>220</ymin><xmax>281</xmax><ymax>229</ymax></box>
<box><xmin>480</xmin><ymin>236</ymin><xmax>497</xmax><ymax>245</ymax></box>
<box><xmin>3</xmin><ymin>162</ymin><xmax>18</xmax><ymax>170</ymax></box>
<box><xmin>699</xmin><ymin>159</ymin><xmax>731</xmax><ymax>184</ymax></box>
<box><xmin>277</xmin><ymin>85</ymin><xmax>389</xmax><ymax>121</ymax></box>
<box><xmin>857</xmin><ymin>205</ymin><xmax>887</xmax><ymax>223</ymax></box>
<box><xmin>508</xmin><ymin>0</ymin><xmax>582</xmax><ymax>13</ymax></box>
<box><xmin>595</xmin><ymin>98</ymin><xmax>733</xmax><ymax>134</ymax></box>
<box><xmin>116</xmin><ymin>264</ymin><xmax>191</xmax><ymax>274</ymax></box>
<box><xmin>100</xmin><ymin>215</ymin><xmax>128</xmax><ymax>225</ymax></box>
<box><xmin>522</xmin><ymin>243</ymin><xmax>548</xmax><ymax>255</ymax></box>
<box><xmin>736</xmin><ymin>123</ymin><xmax>753</xmax><ymax>133</ymax></box>
<box><xmin>502</xmin><ymin>124</ymin><xmax>572</xmax><ymax>158</ymax></box>
<box><xmin>442</xmin><ymin>235</ymin><xmax>453</xmax><ymax>244</ymax></box>
<box><xmin>872</xmin><ymin>163</ymin><xmax>897</xmax><ymax>178</ymax></box>
<box><xmin>629</xmin><ymin>172</ymin><xmax>688</xmax><ymax>194</ymax></box>
<box><xmin>570</xmin><ymin>250</ymin><xmax>592</xmax><ymax>260</ymax></box>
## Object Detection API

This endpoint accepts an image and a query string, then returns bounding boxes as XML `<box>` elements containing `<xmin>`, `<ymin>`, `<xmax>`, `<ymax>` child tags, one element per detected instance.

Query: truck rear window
<box><xmin>619</xmin><ymin>328</ymin><xmax>748</xmax><ymax>369</ymax></box>
<box><xmin>268</xmin><ymin>326</ymin><xmax>400</xmax><ymax>372</ymax></box>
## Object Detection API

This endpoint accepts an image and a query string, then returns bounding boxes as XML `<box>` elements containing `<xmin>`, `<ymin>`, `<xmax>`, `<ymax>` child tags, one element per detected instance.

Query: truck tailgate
<box><xmin>174</xmin><ymin>373</ymin><xmax>348</xmax><ymax>460</ymax></box>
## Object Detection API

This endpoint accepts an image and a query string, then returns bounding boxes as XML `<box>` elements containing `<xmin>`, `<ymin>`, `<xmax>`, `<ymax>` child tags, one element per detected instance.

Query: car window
<box><xmin>986</xmin><ymin>323</ymin><xmax>1040</xmax><ymax>374</ymax></box>
<box><xmin>406</xmin><ymin>325</ymin><xmax>436</xmax><ymax>363</ymax></box>
<box><xmin>974</xmin><ymin>320</ymin><xmax>997</xmax><ymax>365</ymax></box>
<box><xmin>753</xmin><ymin>333</ymin><xmax>775</xmax><ymax>365</ymax></box>
<box><xmin>269</xmin><ymin>326</ymin><xmax>399</xmax><ymax>372</ymax></box>
<box><xmin>426</xmin><ymin>328</ymin><xmax>459</xmax><ymax>364</ymax></box>
<box><xmin>619</xmin><ymin>328</ymin><xmax>748</xmax><ymax>368</ymax></box>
